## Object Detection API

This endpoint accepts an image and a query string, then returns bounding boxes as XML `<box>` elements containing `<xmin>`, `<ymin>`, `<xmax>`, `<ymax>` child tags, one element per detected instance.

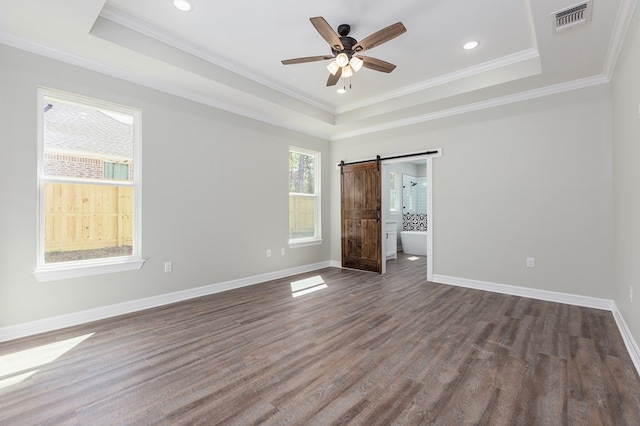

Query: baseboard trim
<box><xmin>432</xmin><ymin>274</ymin><xmax>640</xmax><ymax>376</ymax></box>
<box><xmin>611</xmin><ymin>304</ymin><xmax>640</xmax><ymax>376</ymax></box>
<box><xmin>432</xmin><ymin>274</ymin><xmax>614</xmax><ymax>309</ymax></box>
<box><xmin>0</xmin><ymin>261</ymin><xmax>333</xmax><ymax>343</ymax></box>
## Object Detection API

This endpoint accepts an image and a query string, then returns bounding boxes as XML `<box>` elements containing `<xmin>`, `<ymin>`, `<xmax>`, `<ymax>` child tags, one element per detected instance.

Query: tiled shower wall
<box><xmin>402</xmin><ymin>214</ymin><xmax>428</xmax><ymax>231</ymax></box>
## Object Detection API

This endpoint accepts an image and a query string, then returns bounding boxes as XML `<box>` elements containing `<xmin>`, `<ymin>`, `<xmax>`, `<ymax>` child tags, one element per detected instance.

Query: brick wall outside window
<box><xmin>44</xmin><ymin>153</ymin><xmax>133</xmax><ymax>180</ymax></box>
<box><xmin>44</xmin><ymin>153</ymin><xmax>103</xmax><ymax>179</ymax></box>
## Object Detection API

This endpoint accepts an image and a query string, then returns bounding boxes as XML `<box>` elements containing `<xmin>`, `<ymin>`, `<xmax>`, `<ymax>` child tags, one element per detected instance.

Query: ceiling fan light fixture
<box><xmin>326</xmin><ymin>60</ymin><xmax>340</xmax><ymax>75</ymax></box>
<box><xmin>335</xmin><ymin>53</ymin><xmax>349</xmax><ymax>67</ymax></box>
<box><xmin>337</xmin><ymin>87</ymin><xmax>347</xmax><ymax>94</ymax></box>
<box><xmin>173</xmin><ymin>0</ymin><xmax>192</xmax><ymax>11</ymax></box>
<box><xmin>350</xmin><ymin>56</ymin><xmax>363</xmax><ymax>72</ymax></box>
<box><xmin>342</xmin><ymin>65</ymin><xmax>354</xmax><ymax>78</ymax></box>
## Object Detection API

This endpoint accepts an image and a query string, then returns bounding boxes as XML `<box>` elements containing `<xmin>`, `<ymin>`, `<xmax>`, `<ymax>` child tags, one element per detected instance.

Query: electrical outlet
<box><xmin>164</xmin><ymin>261</ymin><xmax>172</xmax><ymax>273</ymax></box>
<box><xmin>266</xmin><ymin>249</ymin><xmax>271</xmax><ymax>258</ymax></box>
<box><xmin>526</xmin><ymin>257</ymin><xmax>535</xmax><ymax>268</ymax></box>
<box><xmin>281</xmin><ymin>248</ymin><xmax>286</xmax><ymax>256</ymax></box>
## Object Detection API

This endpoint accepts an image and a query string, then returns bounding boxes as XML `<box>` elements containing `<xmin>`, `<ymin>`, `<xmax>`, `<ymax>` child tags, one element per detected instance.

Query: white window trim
<box><xmin>289</xmin><ymin>239</ymin><xmax>323</xmax><ymax>249</ymax></box>
<box><xmin>389</xmin><ymin>171</ymin><xmax>401</xmax><ymax>213</ymax></box>
<box><xmin>33</xmin><ymin>258</ymin><xmax>146</xmax><ymax>282</ymax></box>
<box><xmin>34</xmin><ymin>88</ymin><xmax>145</xmax><ymax>282</ymax></box>
<box><xmin>288</xmin><ymin>146</ymin><xmax>321</xmax><ymax>246</ymax></box>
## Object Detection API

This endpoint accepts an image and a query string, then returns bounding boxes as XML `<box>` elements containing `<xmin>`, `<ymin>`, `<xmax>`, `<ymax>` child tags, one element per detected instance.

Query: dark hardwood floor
<box><xmin>1</xmin><ymin>253</ymin><xmax>639</xmax><ymax>425</ymax></box>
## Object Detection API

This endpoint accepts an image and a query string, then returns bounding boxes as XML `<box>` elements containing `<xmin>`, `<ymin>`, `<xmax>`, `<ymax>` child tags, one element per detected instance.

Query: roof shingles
<box><xmin>44</xmin><ymin>98</ymin><xmax>133</xmax><ymax>160</ymax></box>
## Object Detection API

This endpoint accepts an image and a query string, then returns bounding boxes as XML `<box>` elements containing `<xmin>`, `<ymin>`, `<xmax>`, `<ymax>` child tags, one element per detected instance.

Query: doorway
<box><xmin>381</xmin><ymin>154</ymin><xmax>437</xmax><ymax>281</ymax></box>
<box><xmin>339</xmin><ymin>150</ymin><xmax>440</xmax><ymax>280</ymax></box>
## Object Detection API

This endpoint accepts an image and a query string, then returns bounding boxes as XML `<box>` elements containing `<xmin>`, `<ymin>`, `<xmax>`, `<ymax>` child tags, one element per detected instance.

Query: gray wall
<box><xmin>331</xmin><ymin>85</ymin><xmax>614</xmax><ymax>299</ymax></box>
<box><xmin>612</xmin><ymin>5</ymin><xmax>640</xmax><ymax>350</ymax></box>
<box><xmin>2</xmin><ymin>38</ymin><xmax>636</xmax><ymax>349</ymax></box>
<box><xmin>0</xmin><ymin>45</ymin><xmax>330</xmax><ymax>328</ymax></box>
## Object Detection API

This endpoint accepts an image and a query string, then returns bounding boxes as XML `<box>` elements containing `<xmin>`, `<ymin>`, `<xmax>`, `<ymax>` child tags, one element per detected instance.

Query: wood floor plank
<box><xmin>477</xmin><ymin>346</ymin><xmax>529</xmax><ymax>425</ymax></box>
<box><xmin>525</xmin><ymin>352</ymin><xmax>568</xmax><ymax>425</ymax></box>
<box><xmin>1</xmin><ymin>253</ymin><xmax>639</xmax><ymax>424</ymax></box>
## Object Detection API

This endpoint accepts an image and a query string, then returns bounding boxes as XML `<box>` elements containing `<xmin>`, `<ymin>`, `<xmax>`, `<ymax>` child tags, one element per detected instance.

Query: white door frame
<box><xmin>381</xmin><ymin>149</ymin><xmax>441</xmax><ymax>282</ymax></box>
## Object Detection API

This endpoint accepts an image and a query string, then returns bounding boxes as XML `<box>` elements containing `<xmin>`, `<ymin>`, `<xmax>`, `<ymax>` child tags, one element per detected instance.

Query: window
<box><xmin>289</xmin><ymin>147</ymin><xmax>321</xmax><ymax>246</ymax></box>
<box><xmin>104</xmin><ymin>162</ymin><xmax>130</xmax><ymax>180</ymax></box>
<box><xmin>34</xmin><ymin>89</ymin><xmax>144</xmax><ymax>281</ymax></box>
<box><xmin>389</xmin><ymin>171</ymin><xmax>401</xmax><ymax>212</ymax></box>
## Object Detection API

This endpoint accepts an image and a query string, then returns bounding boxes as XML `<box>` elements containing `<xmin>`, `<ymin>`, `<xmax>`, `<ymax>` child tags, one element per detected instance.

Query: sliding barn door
<box><xmin>341</xmin><ymin>162</ymin><xmax>381</xmax><ymax>273</ymax></box>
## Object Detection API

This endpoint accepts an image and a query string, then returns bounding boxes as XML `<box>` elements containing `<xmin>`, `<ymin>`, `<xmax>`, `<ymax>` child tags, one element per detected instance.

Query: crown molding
<box><xmin>0</xmin><ymin>32</ymin><xmax>332</xmax><ymax>140</ymax></box>
<box><xmin>99</xmin><ymin>5</ymin><xmax>336</xmax><ymax>115</ymax></box>
<box><xmin>99</xmin><ymin>7</ymin><xmax>544</xmax><ymax>120</ymax></box>
<box><xmin>0</xmin><ymin>26</ymin><xmax>613</xmax><ymax>144</ymax></box>
<box><xmin>330</xmin><ymin>74</ymin><xmax>609</xmax><ymax>141</ymax></box>
<box><xmin>603</xmin><ymin>0</ymin><xmax>638</xmax><ymax>79</ymax></box>
<box><xmin>335</xmin><ymin>48</ymin><xmax>541</xmax><ymax>115</ymax></box>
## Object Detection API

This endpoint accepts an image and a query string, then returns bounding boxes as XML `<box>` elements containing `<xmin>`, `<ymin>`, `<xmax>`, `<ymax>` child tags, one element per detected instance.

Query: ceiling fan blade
<box><xmin>281</xmin><ymin>55</ymin><xmax>334</xmax><ymax>65</ymax></box>
<box><xmin>326</xmin><ymin>67</ymin><xmax>343</xmax><ymax>86</ymax></box>
<box><xmin>310</xmin><ymin>17</ymin><xmax>344</xmax><ymax>51</ymax></box>
<box><xmin>353</xmin><ymin>22</ymin><xmax>407</xmax><ymax>52</ymax></box>
<box><xmin>359</xmin><ymin>56</ymin><xmax>397</xmax><ymax>73</ymax></box>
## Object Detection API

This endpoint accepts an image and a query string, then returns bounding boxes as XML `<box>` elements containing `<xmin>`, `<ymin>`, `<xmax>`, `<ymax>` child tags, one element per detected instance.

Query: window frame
<box><xmin>288</xmin><ymin>146</ymin><xmax>322</xmax><ymax>248</ymax></box>
<box><xmin>389</xmin><ymin>171</ymin><xmax>401</xmax><ymax>213</ymax></box>
<box><xmin>34</xmin><ymin>88</ymin><xmax>144</xmax><ymax>282</ymax></box>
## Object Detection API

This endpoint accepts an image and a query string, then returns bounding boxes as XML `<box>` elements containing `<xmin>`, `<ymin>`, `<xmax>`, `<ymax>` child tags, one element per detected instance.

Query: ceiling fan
<box><xmin>281</xmin><ymin>17</ymin><xmax>407</xmax><ymax>87</ymax></box>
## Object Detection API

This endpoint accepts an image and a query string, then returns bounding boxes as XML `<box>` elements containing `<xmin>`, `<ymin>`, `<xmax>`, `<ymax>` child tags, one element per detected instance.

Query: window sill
<box><xmin>33</xmin><ymin>258</ymin><xmax>146</xmax><ymax>282</ymax></box>
<box><xmin>288</xmin><ymin>239</ymin><xmax>323</xmax><ymax>249</ymax></box>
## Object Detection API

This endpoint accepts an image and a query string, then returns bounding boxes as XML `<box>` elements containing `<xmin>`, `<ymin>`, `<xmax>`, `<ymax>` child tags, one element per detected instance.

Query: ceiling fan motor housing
<box><xmin>333</xmin><ymin>36</ymin><xmax>358</xmax><ymax>57</ymax></box>
<box><xmin>329</xmin><ymin>23</ymin><xmax>356</xmax><ymax>57</ymax></box>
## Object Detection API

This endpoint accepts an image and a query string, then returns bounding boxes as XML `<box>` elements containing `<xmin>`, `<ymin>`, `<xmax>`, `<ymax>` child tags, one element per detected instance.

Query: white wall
<box><xmin>0</xmin><ymin>45</ymin><xmax>330</xmax><ymax>329</ymax></box>
<box><xmin>331</xmin><ymin>85</ymin><xmax>614</xmax><ymax>298</ymax></box>
<box><xmin>612</xmin><ymin>5</ymin><xmax>640</xmax><ymax>350</ymax></box>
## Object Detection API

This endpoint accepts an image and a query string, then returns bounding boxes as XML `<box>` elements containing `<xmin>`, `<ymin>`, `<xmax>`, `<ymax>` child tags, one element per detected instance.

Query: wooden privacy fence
<box><xmin>44</xmin><ymin>183</ymin><xmax>133</xmax><ymax>252</ymax></box>
<box><xmin>289</xmin><ymin>195</ymin><xmax>315</xmax><ymax>239</ymax></box>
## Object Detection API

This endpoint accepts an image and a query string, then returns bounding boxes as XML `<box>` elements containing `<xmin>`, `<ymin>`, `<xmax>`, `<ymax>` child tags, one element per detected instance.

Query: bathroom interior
<box><xmin>385</xmin><ymin>160</ymin><xmax>428</xmax><ymax>260</ymax></box>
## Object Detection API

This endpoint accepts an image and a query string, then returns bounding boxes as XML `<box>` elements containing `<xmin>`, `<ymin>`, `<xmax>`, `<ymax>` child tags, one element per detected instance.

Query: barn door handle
<box><xmin>376</xmin><ymin>207</ymin><xmax>380</xmax><ymax>222</ymax></box>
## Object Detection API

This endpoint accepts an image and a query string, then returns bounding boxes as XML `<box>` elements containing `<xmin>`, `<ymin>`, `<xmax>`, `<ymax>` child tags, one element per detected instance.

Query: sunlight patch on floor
<box><xmin>0</xmin><ymin>333</ymin><xmax>94</xmax><ymax>390</ymax></box>
<box><xmin>407</xmin><ymin>256</ymin><xmax>420</xmax><ymax>261</ymax></box>
<box><xmin>291</xmin><ymin>275</ymin><xmax>327</xmax><ymax>298</ymax></box>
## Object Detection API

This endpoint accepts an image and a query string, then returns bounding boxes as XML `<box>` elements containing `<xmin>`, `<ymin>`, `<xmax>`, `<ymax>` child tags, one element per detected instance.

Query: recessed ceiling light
<box><xmin>173</xmin><ymin>0</ymin><xmax>192</xmax><ymax>12</ymax></box>
<box><xmin>463</xmin><ymin>41</ymin><xmax>479</xmax><ymax>50</ymax></box>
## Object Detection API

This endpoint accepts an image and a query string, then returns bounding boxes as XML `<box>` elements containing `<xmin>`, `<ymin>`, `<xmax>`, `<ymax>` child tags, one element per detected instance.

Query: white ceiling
<box><xmin>0</xmin><ymin>0</ymin><xmax>634</xmax><ymax>140</ymax></box>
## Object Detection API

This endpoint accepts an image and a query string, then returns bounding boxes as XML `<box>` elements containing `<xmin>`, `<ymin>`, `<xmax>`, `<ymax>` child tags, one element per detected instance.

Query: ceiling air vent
<box><xmin>552</xmin><ymin>1</ymin><xmax>593</xmax><ymax>33</ymax></box>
